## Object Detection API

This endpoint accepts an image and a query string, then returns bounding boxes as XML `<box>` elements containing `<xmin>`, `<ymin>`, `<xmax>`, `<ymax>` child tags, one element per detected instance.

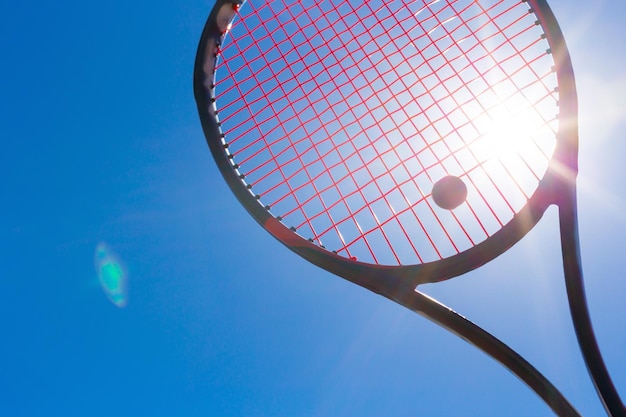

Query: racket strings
<box><xmin>267</xmin><ymin>1</ymin><xmax>464</xmax><ymax>259</ymax></box>
<box><xmin>313</xmin><ymin>2</ymin><xmax>471</xmax><ymax>260</ymax></box>
<box><xmin>296</xmin><ymin>2</ymin><xmax>461</xmax><ymax>261</ymax></box>
<box><xmin>221</xmin><ymin>2</ymin><xmax>437</xmax><ymax>263</ymax></box>
<box><xmin>227</xmin><ymin>8</ymin><xmax>387</xmax><ymax>259</ymax></box>
<box><xmin>214</xmin><ymin>0</ymin><xmax>558</xmax><ymax>265</ymax></box>
<box><xmin>375</xmin><ymin>0</ymin><xmax>546</xmax><ymax>221</ymax></box>
<box><xmin>423</xmin><ymin>1</ymin><xmax>552</xmax><ymax>204</ymax></box>
<box><xmin>374</xmin><ymin>1</ymin><xmax>509</xmax><ymax>236</ymax></box>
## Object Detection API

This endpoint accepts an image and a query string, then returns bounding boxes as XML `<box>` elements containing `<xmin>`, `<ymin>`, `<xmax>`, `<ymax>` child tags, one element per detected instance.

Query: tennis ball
<box><xmin>432</xmin><ymin>175</ymin><xmax>467</xmax><ymax>210</ymax></box>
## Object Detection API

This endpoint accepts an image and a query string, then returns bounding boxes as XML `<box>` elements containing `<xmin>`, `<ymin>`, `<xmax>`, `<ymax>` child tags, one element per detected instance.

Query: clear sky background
<box><xmin>1</xmin><ymin>0</ymin><xmax>625</xmax><ymax>416</ymax></box>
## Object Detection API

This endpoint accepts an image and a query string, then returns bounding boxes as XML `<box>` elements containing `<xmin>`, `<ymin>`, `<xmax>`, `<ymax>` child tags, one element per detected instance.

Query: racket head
<box><xmin>194</xmin><ymin>0</ymin><xmax>578</xmax><ymax>292</ymax></box>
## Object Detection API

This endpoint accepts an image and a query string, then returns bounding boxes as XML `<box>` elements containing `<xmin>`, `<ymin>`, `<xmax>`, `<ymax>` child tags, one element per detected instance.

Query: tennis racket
<box><xmin>193</xmin><ymin>1</ymin><xmax>625</xmax><ymax>415</ymax></box>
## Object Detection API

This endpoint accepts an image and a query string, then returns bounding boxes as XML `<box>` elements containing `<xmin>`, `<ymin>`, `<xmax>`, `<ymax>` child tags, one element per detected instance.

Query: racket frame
<box><xmin>194</xmin><ymin>1</ymin><xmax>624</xmax><ymax>415</ymax></box>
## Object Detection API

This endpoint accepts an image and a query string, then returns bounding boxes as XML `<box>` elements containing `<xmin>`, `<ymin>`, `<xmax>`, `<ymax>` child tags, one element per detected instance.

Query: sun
<box><xmin>472</xmin><ymin>100</ymin><xmax>554</xmax><ymax>161</ymax></box>
<box><xmin>459</xmin><ymin>87</ymin><xmax>559</xmax><ymax>205</ymax></box>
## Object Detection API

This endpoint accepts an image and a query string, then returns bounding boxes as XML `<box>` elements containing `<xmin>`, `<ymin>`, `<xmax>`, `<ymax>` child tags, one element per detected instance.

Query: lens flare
<box><xmin>95</xmin><ymin>243</ymin><xmax>128</xmax><ymax>308</ymax></box>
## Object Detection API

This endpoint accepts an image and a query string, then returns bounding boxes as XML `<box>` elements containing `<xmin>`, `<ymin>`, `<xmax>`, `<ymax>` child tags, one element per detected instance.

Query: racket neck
<box><xmin>392</xmin><ymin>290</ymin><xmax>580</xmax><ymax>416</ymax></box>
<box><xmin>558</xmin><ymin>192</ymin><xmax>625</xmax><ymax>416</ymax></box>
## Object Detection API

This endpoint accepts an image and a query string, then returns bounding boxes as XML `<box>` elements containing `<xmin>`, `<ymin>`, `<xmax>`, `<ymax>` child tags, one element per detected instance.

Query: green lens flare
<box><xmin>95</xmin><ymin>243</ymin><xmax>128</xmax><ymax>307</ymax></box>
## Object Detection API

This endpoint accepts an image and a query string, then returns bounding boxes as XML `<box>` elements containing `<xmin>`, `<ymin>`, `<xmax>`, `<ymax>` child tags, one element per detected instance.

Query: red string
<box><xmin>214</xmin><ymin>0</ymin><xmax>558</xmax><ymax>266</ymax></box>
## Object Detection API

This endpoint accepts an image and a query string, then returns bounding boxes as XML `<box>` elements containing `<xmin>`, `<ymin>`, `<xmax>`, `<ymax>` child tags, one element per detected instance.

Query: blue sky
<box><xmin>1</xmin><ymin>0</ymin><xmax>625</xmax><ymax>416</ymax></box>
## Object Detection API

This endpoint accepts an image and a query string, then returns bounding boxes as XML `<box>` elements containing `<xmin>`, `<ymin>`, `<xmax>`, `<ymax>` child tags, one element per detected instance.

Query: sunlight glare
<box><xmin>471</xmin><ymin>103</ymin><xmax>547</xmax><ymax>165</ymax></box>
<box><xmin>95</xmin><ymin>242</ymin><xmax>128</xmax><ymax>308</ymax></box>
